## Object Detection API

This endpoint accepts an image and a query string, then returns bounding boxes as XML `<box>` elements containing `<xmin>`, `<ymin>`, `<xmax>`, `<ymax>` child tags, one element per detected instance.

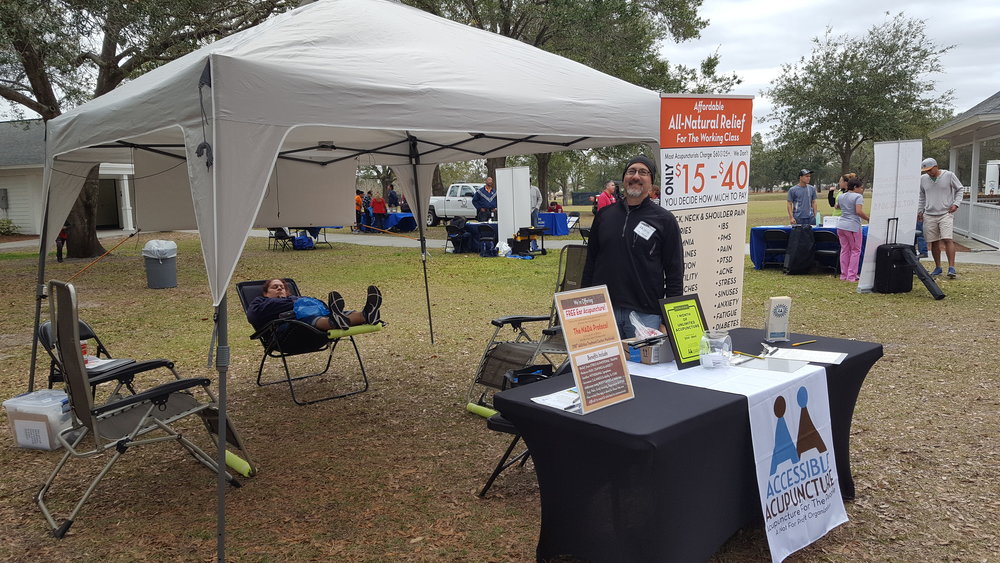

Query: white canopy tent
<box><xmin>34</xmin><ymin>0</ymin><xmax>660</xmax><ymax>557</ymax></box>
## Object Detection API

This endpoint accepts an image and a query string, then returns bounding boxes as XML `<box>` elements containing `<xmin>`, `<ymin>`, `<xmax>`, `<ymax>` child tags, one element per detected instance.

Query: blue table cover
<box><xmin>538</xmin><ymin>212</ymin><xmax>569</xmax><ymax>236</ymax></box>
<box><xmin>361</xmin><ymin>211</ymin><xmax>416</xmax><ymax>232</ymax></box>
<box><xmin>749</xmin><ymin>225</ymin><xmax>868</xmax><ymax>270</ymax></box>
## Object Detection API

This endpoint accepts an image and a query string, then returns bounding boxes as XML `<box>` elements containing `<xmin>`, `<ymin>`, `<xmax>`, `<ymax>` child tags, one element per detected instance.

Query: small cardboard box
<box><xmin>764</xmin><ymin>296</ymin><xmax>792</xmax><ymax>342</ymax></box>
<box><xmin>3</xmin><ymin>389</ymin><xmax>72</xmax><ymax>450</ymax></box>
<box><xmin>640</xmin><ymin>343</ymin><xmax>673</xmax><ymax>365</ymax></box>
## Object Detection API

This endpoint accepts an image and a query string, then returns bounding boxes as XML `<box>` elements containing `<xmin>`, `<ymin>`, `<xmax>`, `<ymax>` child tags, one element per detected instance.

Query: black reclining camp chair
<box><xmin>466</xmin><ymin>244</ymin><xmax>587</xmax><ymax>413</ymax></box>
<box><xmin>38</xmin><ymin>319</ymin><xmax>182</xmax><ymax>400</ymax></box>
<box><xmin>37</xmin><ymin>280</ymin><xmax>255</xmax><ymax>538</ymax></box>
<box><xmin>236</xmin><ymin>279</ymin><xmax>382</xmax><ymax>406</ymax></box>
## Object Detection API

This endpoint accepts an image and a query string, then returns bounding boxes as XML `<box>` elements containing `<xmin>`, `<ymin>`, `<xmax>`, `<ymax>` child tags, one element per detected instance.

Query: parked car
<box><xmin>426</xmin><ymin>183</ymin><xmax>483</xmax><ymax>226</ymax></box>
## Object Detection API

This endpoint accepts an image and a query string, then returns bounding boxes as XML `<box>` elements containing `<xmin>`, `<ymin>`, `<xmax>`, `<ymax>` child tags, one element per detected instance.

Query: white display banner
<box><xmin>495</xmin><ymin>166</ymin><xmax>531</xmax><ymax>244</ymax></box>
<box><xmin>858</xmin><ymin>140</ymin><xmax>922</xmax><ymax>291</ymax></box>
<box><xmin>660</xmin><ymin>95</ymin><xmax>752</xmax><ymax>330</ymax></box>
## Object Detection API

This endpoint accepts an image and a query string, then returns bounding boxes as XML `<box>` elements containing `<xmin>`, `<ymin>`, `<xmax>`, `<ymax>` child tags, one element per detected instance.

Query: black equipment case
<box><xmin>873</xmin><ymin>243</ymin><xmax>913</xmax><ymax>293</ymax></box>
<box><xmin>873</xmin><ymin>218</ymin><xmax>945</xmax><ymax>299</ymax></box>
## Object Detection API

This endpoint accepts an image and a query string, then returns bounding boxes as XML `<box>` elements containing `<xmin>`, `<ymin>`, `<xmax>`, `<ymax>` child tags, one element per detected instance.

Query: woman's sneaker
<box><xmin>947</xmin><ymin>267</ymin><xmax>957</xmax><ymax>279</ymax></box>
<box><xmin>327</xmin><ymin>291</ymin><xmax>351</xmax><ymax>330</ymax></box>
<box><xmin>362</xmin><ymin>285</ymin><xmax>384</xmax><ymax>325</ymax></box>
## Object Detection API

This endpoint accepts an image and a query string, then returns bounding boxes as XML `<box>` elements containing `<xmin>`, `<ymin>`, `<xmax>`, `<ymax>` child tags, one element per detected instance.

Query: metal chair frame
<box><xmin>37</xmin><ymin>280</ymin><xmax>253</xmax><ymax>538</ymax></box>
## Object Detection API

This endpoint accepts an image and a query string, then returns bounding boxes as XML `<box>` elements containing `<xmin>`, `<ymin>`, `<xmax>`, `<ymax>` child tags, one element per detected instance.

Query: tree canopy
<box><xmin>407</xmin><ymin>0</ymin><xmax>740</xmax><ymax>199</ymax></box>
<box><xmin>0</xmin><ymin>0</ymin><xmax>293</xmax><ymax>255</ymax></box>
<box><xmin>764</xmin><ymin>13</ymin><xmax>953</xmax><ymax>176</ymax></box>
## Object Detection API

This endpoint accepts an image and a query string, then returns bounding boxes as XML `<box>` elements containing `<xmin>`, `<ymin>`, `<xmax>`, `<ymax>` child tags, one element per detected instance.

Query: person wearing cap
<box><xmin>582</xmin><ymin>155</ymin><xmax>684</xmax><ymax>338</ymax></box>
<box><xmin>918</xmin><ymin>157</ymin><xmax>964</xmax><ymax>278</ymax></box>
<box><xmin>787</xmin><ymin>169</ymin><xmax>818</xmax><ymax>226</ymax></box>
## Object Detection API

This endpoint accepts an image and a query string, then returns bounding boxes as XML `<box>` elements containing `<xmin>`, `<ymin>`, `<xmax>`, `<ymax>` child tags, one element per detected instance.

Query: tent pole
<box><xmin>214</xmin><ymin>295</ymin><xmax>230</xmax><ymax>562</ymax></box>
<box><xmin>28</xmin><ymin>200</ymin><xmax>52</xmax><ymax>393</ymax></box>
<box><xmin>29</xmin><ymin>124</ymin><xmax>55</xmax><ymax>393</ymax></box>
<box><xmin>408</xmin><ymin>135</ymin><xmax>435</xmax><ymax>344</ymax></box>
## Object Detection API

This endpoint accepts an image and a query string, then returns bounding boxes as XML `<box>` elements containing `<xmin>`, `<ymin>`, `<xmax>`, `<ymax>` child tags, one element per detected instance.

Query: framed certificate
<box><xmin>658</xmin><ymin>294</ymin><xmax>709</xmax><ymax>370</ymax></box>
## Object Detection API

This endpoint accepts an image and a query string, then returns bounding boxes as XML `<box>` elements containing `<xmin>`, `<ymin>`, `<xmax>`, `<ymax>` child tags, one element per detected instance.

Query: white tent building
<box><xmin>37</xmin><ymin>0</ymin><xmax>662</xmax><ymax>554</ymax></box>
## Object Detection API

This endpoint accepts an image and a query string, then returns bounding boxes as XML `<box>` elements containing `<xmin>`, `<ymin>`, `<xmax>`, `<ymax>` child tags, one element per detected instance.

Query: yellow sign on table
<box><xmin>554</xmin><ymin>286</ymin><xmax>633</xmax><ymax>414</ymax></box>
<box><xmin>659</xmin><ymin>294</ymin><xmax>709</xmax><ymax>370</ymax></box>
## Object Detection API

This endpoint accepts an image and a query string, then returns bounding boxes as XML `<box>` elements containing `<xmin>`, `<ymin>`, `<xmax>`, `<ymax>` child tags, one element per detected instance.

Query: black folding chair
<box><xmin>236</xmin><ymin>279</ymin><xmax>382</xmax><ymax>405</ymax></box>
<box><xmin>466</xmin><ymin>244</ymin><xmax>587</xmax><ymax>412</ymax></box>
<box><xmin>267</xmin><ymin>227</ymin><xmax>292</xmax><ymax>251</ymax></box>
<box><xmin>477</xmin><ymin>223</ymin><xmax>497</xmax><ymax>257</ymax></box>
<box><xmin>37</xmin><ymin>280</ymin><xmax>254</xmax><ymax>538</ymax></box>
<box><xmin>814</xmin><ymin>229</ymin><xmax>841</xmax><ymax>273</ymax></box>
<box><xmin>38</xmin><ymin>319</ymin><xmax>182</xmax><ymax>400</ymax></box>
<box><xmin>445</xmin><ymin>218</ymin><xmax>470</xmax><ymax>252</ymax></box>
<box><xmin>762</xmin><ymin>229</ymin><xmax>790</xmax><ymax>267</ymax></box>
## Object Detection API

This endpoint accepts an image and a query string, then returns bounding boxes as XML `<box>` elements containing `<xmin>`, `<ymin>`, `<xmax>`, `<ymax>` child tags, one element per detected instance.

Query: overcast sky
<box><xmin>659</xmin><ymin>0</ymin><xmax>1000</xmax><ymax>138</ymax></box>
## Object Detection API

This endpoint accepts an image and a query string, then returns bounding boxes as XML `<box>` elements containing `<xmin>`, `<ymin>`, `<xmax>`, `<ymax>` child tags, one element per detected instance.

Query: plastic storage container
<box><xmin>3</xmin><ymin>389</ymin><xmax>72</xmax><ymax>450</ymax></box>
<box><xmin>142</xmin><ymin>240</ymin><xmax>178</xmax><ymax>289</ymax></box>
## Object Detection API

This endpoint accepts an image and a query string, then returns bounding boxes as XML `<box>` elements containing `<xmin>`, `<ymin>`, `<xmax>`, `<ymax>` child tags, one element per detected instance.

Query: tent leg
<box><xmin>408</xmin><ymin>135</ymin><xmax>435</xmax><ymax>345</ymax></box>
<box><xmin>29</xmin><ymin>189</ymin><xmax>54</xmax><ymax>392</ymax></box>
<box><xmin>214</xmin><ymin>295</ymin><xmax>229</xmax><ymax>562</ymax></box>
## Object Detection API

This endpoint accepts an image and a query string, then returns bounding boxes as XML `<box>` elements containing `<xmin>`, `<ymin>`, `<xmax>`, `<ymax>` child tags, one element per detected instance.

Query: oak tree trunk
<box><xmin>65</xmin><ymin>165</ymin><xmax>107</xmax><ymax>258</ymax></box>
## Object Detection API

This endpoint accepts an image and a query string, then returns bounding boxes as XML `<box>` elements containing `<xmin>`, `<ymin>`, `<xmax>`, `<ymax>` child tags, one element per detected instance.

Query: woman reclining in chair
<box><xmin>247</xmin><ymin>279</ymin><xmax>383</xmax><ymax>332</ymax></box>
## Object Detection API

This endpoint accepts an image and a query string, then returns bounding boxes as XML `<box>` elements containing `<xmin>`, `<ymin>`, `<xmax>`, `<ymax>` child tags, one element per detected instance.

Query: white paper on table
<box><xmin>531</xmin><ymin>387</ymin><xmax>581</xmax><ymax>412</ymax></box>
<box><xmin>626</xmin><ymin>359</ymin><xmax>823</xmax><ymax>399</ymax></box>
<box><xmin>767</xmin><ymin>348</ymin><xmax>847</xmax><ymax>365</ymax></box>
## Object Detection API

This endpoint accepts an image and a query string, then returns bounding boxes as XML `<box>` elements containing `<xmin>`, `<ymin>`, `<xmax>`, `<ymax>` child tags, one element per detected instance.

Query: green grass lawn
<box><xmin>0</xmin><ymin>191</ymin><xmax>994</xmax><ymax>562</ymax></box>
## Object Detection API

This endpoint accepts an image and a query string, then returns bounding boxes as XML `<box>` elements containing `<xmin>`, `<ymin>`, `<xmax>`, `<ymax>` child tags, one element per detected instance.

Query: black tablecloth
<box><xmin>493</xmin><ymin>328</ymin><xmax>882</xmax><ymax>562</ymax></box>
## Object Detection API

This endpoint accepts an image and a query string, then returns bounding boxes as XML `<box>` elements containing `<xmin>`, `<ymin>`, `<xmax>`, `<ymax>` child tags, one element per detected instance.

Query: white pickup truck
<box><xmin>425</xmin><ymin>183</ymin><xmax>483</xmax><ymax>226</ymax></box>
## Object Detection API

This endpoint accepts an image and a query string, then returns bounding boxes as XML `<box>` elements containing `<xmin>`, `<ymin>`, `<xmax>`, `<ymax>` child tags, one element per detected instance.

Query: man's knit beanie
<box><xmin>623</xmin><ymin>155</ymin><xmax>656</xmax><ymax>182</ymax></box>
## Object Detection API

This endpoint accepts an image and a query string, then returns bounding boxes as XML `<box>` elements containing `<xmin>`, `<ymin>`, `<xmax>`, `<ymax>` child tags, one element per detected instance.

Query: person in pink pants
<box><xmin>835</xmin><ymin>178</ymin><xmax>870</xmax><ymax>281</ymax></box>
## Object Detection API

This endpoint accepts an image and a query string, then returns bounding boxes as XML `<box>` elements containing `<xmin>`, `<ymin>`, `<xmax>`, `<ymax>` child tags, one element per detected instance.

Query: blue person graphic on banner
<box><xmin>769</xmin><ymin>395</ymin><xmax>798</xmax><ymax>474</ymax></box>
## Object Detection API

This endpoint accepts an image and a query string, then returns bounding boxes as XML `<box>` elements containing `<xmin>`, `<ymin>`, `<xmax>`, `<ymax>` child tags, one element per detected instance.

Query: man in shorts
<box><xmin>917</xmin><ymin>158</ymin><xmax>964</xmax><ymax>278</ymax></box>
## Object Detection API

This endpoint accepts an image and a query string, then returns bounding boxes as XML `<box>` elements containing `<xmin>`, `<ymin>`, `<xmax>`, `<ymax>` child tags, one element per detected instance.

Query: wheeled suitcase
<box><xmin>783</xmin><ymin>225</ymin><xmax>815</xmax><ymax>275</ymax></box>
<box><xmin>873</xmin><ymin>243</ymin><xmax>913</xmax><ymax>293</ymax></box>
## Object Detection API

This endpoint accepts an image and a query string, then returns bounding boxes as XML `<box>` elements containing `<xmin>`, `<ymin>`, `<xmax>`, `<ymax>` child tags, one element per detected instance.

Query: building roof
<box><xmin>0</xmin><ymin>119</ymin><xmax>45</xmax><ymax>167</ymax></box>
<box><xmin>929</xmin><ymin>90</ymin><xmax>1000</xmax><ymax>145</ymax></box>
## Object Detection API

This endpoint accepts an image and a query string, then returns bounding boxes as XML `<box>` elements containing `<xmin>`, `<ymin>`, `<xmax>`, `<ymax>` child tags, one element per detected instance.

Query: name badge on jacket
<box><xmin>633</xmin><ymin>221</ymin><xmax>655</xmax><ymax>240</ymax></box>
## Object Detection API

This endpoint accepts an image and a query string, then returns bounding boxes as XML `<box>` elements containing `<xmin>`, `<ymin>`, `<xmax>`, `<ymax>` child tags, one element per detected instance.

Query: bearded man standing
<box><xmin>582</xmin><ymin>155</ymin><xmax>684</xmax><ymax>338</ymax></box>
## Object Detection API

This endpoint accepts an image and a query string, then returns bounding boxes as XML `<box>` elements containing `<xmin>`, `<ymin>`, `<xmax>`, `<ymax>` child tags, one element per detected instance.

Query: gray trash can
<box><xmin>142</xmin><ymin>240</ymin><xmax>177</xmax><ymax>289</ymax></box>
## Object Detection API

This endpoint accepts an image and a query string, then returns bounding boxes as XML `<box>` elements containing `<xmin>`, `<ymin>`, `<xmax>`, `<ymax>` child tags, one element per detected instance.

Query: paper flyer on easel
<box><xmin>554</xmin><ymin>286</ymin><xmax>633</xmax><ymax>413</ymax></box>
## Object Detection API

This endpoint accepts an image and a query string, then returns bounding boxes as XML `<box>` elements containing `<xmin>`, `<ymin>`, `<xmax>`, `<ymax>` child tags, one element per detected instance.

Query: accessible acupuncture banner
<box><xmin>747</xmin><ymin>369</ymin><xmax>848</xmax><ymax>562</ymax></box>
<box><xmin>659</xmin><ymin>95</ymin><xmax>752</xmax><ymax>330</ymax></box>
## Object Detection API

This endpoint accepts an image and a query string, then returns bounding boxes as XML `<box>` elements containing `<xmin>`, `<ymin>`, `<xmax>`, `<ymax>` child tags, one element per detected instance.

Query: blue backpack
<box><xmin>292</xmin><ymin>235</ymin><xmax>315</xmax><ymax>250</ymax></box>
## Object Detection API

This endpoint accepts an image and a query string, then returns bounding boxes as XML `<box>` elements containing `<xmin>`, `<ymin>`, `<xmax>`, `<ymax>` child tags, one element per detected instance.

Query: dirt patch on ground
<box><xmin>0</xmin><ymin>234</ymin><xmax>38</xmax><ymax>244</ymax></box>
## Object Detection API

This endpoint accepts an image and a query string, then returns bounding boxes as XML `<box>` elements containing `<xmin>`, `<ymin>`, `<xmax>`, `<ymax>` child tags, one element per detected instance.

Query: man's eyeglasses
<box><xmin>625</xmin><ymin>168</ymin><xmax>651</xmax><ymax>177</ymax></box>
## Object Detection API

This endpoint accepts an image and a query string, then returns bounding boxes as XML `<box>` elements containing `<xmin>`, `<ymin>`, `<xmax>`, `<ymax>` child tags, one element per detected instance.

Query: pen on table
<box><xmin>734</xmin><ymin>350</ymin><xmax>764</xmax><ymax>359</ymax></box>
<box><xmin>791</xmin><ymin>339</ymin><xmax>817</xmax><ymax>347</ymax></box>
